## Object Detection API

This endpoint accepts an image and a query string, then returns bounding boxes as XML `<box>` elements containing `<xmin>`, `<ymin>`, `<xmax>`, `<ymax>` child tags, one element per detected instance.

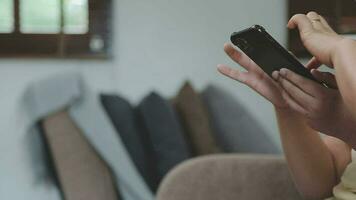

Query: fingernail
<box><xmin>272</xmin><ymin>71</ymin><xmax>279</xmax><ymax>80</ymax></box>
<box><xmin>217</xmin><ymin>64</ymin><xmax>225</xmax><ymax>70</ymax></box>
<box><xmin>280</xmin><ymin>68</ymin><xmax>287</xmax><ymax>76</ymax></box>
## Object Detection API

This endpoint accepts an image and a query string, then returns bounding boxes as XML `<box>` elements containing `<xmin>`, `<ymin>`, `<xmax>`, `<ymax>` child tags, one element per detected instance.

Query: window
<box><xmin>0</xmin><ymin>0</ymin><xmax>112</xmax><ymax>58</ymax></box>
<box><xmin>288</xmin><ymin>0</ymin><xmax>356</xmax><ymax>57</ymax></box>
<box><xmin>0</xmin><ymin>0</ymin><xmax>14</xmax><ymax>33</ymax></box>
<box><xmin>20</xmin><ymin>0</ymin><xmax>62</xmax><ymax>34</ymax></box>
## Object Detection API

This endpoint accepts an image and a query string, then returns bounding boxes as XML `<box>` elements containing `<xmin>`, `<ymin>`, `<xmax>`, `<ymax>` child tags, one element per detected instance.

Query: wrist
<box><xmin>331</xmin><ymin>37</ymin><xmax>356</xmax><ymax>68</ymax></box>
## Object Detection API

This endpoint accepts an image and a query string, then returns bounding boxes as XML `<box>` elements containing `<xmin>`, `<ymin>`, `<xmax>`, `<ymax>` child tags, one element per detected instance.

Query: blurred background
<box><xmin>0</xmin><ymin>0</ymin><xmax>354</xmax><ymax>199</ymax></box>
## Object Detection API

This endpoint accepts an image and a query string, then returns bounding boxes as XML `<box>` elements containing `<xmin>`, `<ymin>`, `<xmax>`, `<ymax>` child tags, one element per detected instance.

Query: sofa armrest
<box><xmin>157</xmin><ymin>154</ymin><xmax>303</xmax><ymax>200</ymax></box>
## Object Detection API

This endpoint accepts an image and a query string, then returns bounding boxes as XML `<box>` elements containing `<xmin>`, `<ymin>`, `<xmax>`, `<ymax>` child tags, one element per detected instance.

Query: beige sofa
<box><xmin>157</xmin><ymin>154</ymin><xmax>304</xmax><ymax>200</ymax></box>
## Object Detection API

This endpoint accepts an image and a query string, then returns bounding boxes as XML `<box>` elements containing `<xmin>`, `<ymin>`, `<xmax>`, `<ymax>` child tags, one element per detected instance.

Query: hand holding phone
<box><xmin>230</xmin><ymin>25</ymin><xmax>319</xmax><ymax>83</ymax></box>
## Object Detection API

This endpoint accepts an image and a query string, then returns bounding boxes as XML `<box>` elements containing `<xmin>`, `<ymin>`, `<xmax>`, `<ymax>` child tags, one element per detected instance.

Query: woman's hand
<box><xmin>217</xmin><ymin>43</ymin><xmax>325</xmax><ymax>110</ymax></box>
<box><xmin>288</xmin><ymin>11</ymin><xmax>344</xmax><ymax>67</ymax></box>
<box><xmin>273</xmin><ymin>68</ymin><xmax>356</xmax><ymax>144</ymax></box>
<box><xmin>219</xmin><ymin>12</ymin><xmax>356</xmax><ymax>145</ymax></box>
<box><xmin>218</xmin><ymin>43</ymin><xmax>356</xmax><ymax>144</ymax></box>
<box><xmin>218</xmin><ymin>43</ymin><xmax>287</xmax><ymax>108</ymax></box>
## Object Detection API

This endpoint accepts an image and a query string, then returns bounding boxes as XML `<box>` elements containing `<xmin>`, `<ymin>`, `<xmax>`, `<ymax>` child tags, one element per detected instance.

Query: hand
<box><xmin>288</xmin><ymin>11</ymin><xmax>344</xmax><ymax>67</ymax></box>
<box><xmin>217</xmin><ymin>43</ymin><xmax>324</xmax><ymax>109</ymax></box>
<box><xmin>218</xmin><ymin>43</ymin><xmax>356</xmax><ymax>142</ymax></box>
<box><xmin>218</xmin><ymin>43</ymin><xmax>287</xmax><ymax>108</ymax></box>
<box><xmin>273</xmin><ymin>68</ymin><xmax>356</xmax><ymax>141</ymax></box>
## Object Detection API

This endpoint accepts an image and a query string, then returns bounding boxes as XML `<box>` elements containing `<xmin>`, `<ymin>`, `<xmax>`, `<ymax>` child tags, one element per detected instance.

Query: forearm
<box><xmin>275</xmin><ymin>108</ymin><xmax>337</xmax><ymax>199</ymax></box>
<box><xmin>333</xmin><ymin>38</ymin><xmax>356</xmax><ymax>120</ymax></box>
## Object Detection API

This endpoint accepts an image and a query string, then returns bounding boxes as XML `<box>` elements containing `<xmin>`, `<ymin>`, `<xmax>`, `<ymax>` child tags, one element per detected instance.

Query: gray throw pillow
<box><xmin>201</xmin><ymin>85</ymin><xmax>281</xmax><ymax>154</ymax></box>
<box><xmin>100</xmin><ymin>94</ymin><xmax>156</xmax><ymax>192</ymax></box>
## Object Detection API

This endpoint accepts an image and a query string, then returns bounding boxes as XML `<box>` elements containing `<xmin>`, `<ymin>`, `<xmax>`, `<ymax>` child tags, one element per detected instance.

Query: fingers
<box><xmin>306</xmin><ymin>57</ymin><xmax>322</xmax><ymax>70</ymax></box>
<box><xmin>287</xmin><ymin>14</ymin><xmax>314</xmax><ymax>35</ymax></box>
<box><xmin>281</xmin><ymin>89</ymin><xmax>308</xmax><ymax>115</ymax></box>
<box><xmin>289</xmin><ymin>12</ymin><xmax>336</xmax><ymax>35</ymax></box>
<box><xmin>223</xmin><ymin>43</ymin><xmax>258</xmax><ymax>71</ymax></box>
<box><xmin>217</xmin><ymin>64</ymin><xmax>248</xmax><ymax>83</ymax></box>
<box><xmin>311</xmin><ymin>69</ymin><xmax>338</xmax><ymax>89</ymax></box>
<box><xmin>274</xmin><ymin>71</ymin><xmax>317</xmax><ymax>107</ymax></box>
<box><xmin>279</xmin><ymin>68</ymin><xmax>324</xmax><ymax>97</ymax></box>
<box><xmin>273</xmin><ymin>70</ymin><xmax>306</xmax><ymax>114</ymax></box>
<box><xmin>306</xmin><ymin>11</ymin><xmax>324</xmax><ymax>30</ymax></box>
<box><xmin>306</xmin><ymin>11</ymin><xmax>336</xmax><ymax>34</ymax></box>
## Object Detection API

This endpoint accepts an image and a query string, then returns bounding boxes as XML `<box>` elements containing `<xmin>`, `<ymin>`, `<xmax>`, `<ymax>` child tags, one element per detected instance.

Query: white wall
<box><xmin>114</xmin><ymin>0</ymin><xmax>287</xmax><ymax>143</ymax></box>
<box><xmin>0</xmin><ymin>0</ymin><xmax>287</xmax><ymax>199</ymax></box>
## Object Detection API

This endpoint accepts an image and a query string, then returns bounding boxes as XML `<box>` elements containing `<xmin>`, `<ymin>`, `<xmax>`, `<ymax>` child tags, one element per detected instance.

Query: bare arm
<box><xmin>276</xmin><ymin>108</ymin><xmax>351</xmax><ymax>199</ymax></box>
<box><xmin>333</xmin><ymin>39</ymin><xmax>356</xmax><ymax>120</ymax></box>
<box><xmin>286</xmin><ymin>12</ymin><xmax>356</xmax><ymax>148</ymax></box>
<box><xmin>218</xmin><ymin>41</ymin><xmax>352</xmax><ymax>199</ymax></box>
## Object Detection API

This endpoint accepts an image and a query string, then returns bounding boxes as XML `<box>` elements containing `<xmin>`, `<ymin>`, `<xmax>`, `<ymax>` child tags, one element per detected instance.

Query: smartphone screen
<box><xmin>230</xmin><ymin>25</ymin><xmax>318</xmax><ymax>83</ymax></box>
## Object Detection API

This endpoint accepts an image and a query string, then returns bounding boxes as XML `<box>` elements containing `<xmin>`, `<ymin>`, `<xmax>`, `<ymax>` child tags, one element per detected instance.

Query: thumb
<box><xmin>306</xmin><ymin>57</ymin><xmax>322</xmax><ymax>70</ymax></box>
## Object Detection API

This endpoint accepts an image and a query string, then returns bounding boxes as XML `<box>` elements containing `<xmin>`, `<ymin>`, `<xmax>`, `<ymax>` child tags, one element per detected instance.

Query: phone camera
<box><xmin>252</xmin><ymin>25</ymin><xmax>265</xmax><ymax>32</ymax></box>
<box><xmin>236</xmin><ymin>38</ymin><xmax>250</xmax><ymax>52</ymax></box>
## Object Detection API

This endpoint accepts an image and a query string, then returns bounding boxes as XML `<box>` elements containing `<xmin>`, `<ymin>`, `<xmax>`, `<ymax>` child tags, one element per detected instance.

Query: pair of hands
<box><xmin>218</xmin><ymin>12</ymin><xmax>355</xmax><ymax>139</ymax></box>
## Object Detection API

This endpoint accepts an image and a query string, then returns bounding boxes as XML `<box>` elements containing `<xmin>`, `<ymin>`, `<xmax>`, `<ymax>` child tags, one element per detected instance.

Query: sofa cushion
<box><xmin>173</xmin><ymin>82</ymin><xmax>220</xmax><ymax>156</ymax></box>
<box><xmin>157</xmin><ymin>154</ymin><xmax>302</xmax><ymax>200</ymax></box>
<box><xmin>137</xmin><ymin>92</ymin><xmax>192</xmax><ymax>190</ymax></box>
<box><xmin>42</xmin><ymin>111</ymin><xmax>120</xmax><ymax>200</ymax></box>
<box><xmin>201</xmin><ymin>85</ymin><xmax>280</xmax><ymax>154</ymax></box>
<box><xmin>100</xmin><ymin>94</ymin><xmax>156</xmax><ymax>192</ymax></box>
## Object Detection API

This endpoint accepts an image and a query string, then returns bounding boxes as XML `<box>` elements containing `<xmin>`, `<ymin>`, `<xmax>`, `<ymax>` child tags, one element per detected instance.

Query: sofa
<box><xmin>157</xmin><ymin>154</ymin><xmax>303</xmax><ymax>200</ymax></box>
<box><xmin>22</xmin><ymin>72</ymin><xmax>301</xmax><ymax>200</ymax></box>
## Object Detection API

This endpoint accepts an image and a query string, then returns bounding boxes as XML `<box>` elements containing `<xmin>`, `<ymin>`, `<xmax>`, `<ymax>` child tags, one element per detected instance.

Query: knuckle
<box><xmin>306</xmin><ymin>11</ymin><xmax>318</xmax><ymax>17</ymax></box>
<box><xmin>300</xmin><ymin>30</ymin><xmax>313</xmax><ymax>42</ymax></box>
<box><xmin>283</xmin><ymin>69</ymin><xmax>290</xmax><ymax>78</ymax></box>
<box><xmin>292</xmin><ymin>14</ymin><xmax>305</xmax><ymax>20</ymax></box>
<box><xmin>280</xmin><ymin>79</ymin><xmax>289</xmax><ymax>88</ymax></box>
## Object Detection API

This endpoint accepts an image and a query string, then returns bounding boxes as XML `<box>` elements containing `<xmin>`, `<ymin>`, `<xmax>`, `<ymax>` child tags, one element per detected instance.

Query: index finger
<box><xmin>223</xmin><ymin>43</ymin><xmax>259</xmax><ymax>71</ymax></box>
<box><xmin>287</xmin><ymin>14</ymin><xmax>314</xmax><ymax>37</ymax></box>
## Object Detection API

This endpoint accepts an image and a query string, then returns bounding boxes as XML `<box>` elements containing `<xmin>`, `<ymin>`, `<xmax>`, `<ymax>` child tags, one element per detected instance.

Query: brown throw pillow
<box><xmin>42</xmin><ymin>110</ymin><xmax>120</xmax><ymax>200</ymax></box>
<box><xmin>173</xmin><ymin>82</ymin><xmax>221</xmax><ymax>156</ymax></box>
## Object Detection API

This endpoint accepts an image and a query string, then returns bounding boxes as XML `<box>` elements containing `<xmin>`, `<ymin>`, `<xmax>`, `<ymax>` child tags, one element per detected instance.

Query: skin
<box><xmin>218</xmin><ymin>11</ymin><xmax>356</xmax><ymax>199</ymax></box>
<box><xmin>287</xmin><ymin>12</ymin><xmax>356</xmax><ymax>121</ymax></box>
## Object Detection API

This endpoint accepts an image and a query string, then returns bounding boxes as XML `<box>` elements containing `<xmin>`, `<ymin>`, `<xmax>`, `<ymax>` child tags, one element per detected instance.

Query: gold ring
<box><xmin>310</xmin><ymin>16</ymin><xmax>321</xmax><ymax>22</ymax></box>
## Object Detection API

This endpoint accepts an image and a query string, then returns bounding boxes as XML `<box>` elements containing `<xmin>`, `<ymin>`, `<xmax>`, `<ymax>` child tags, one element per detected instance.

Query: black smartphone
<box><xmin>230</xmin><ymin>25</ymin><xmax>319</xmax><ymax>83</ymax></box>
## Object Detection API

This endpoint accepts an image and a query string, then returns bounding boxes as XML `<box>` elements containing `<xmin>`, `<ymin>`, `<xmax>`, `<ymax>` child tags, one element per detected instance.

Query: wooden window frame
<box><xmin>0</xmin><ymin>0</ymin><xmax>113</xmax><ymax>59</ymax></box>
<box><xmin>288</xmin><ymin>0</ymin><xmax>356</xmax><ymax>58</ymax></box>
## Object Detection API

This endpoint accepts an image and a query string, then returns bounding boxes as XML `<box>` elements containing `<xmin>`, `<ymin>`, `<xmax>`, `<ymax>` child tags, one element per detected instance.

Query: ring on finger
<box><xmin>309</xmin><ymin>15</ymin><xmax>321</xmax><ymax>22</ymax></box>
<box><xmin>311</xmin><ymin>18</ymin><xmax>321</xmax><ymax>23</ymax></box>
